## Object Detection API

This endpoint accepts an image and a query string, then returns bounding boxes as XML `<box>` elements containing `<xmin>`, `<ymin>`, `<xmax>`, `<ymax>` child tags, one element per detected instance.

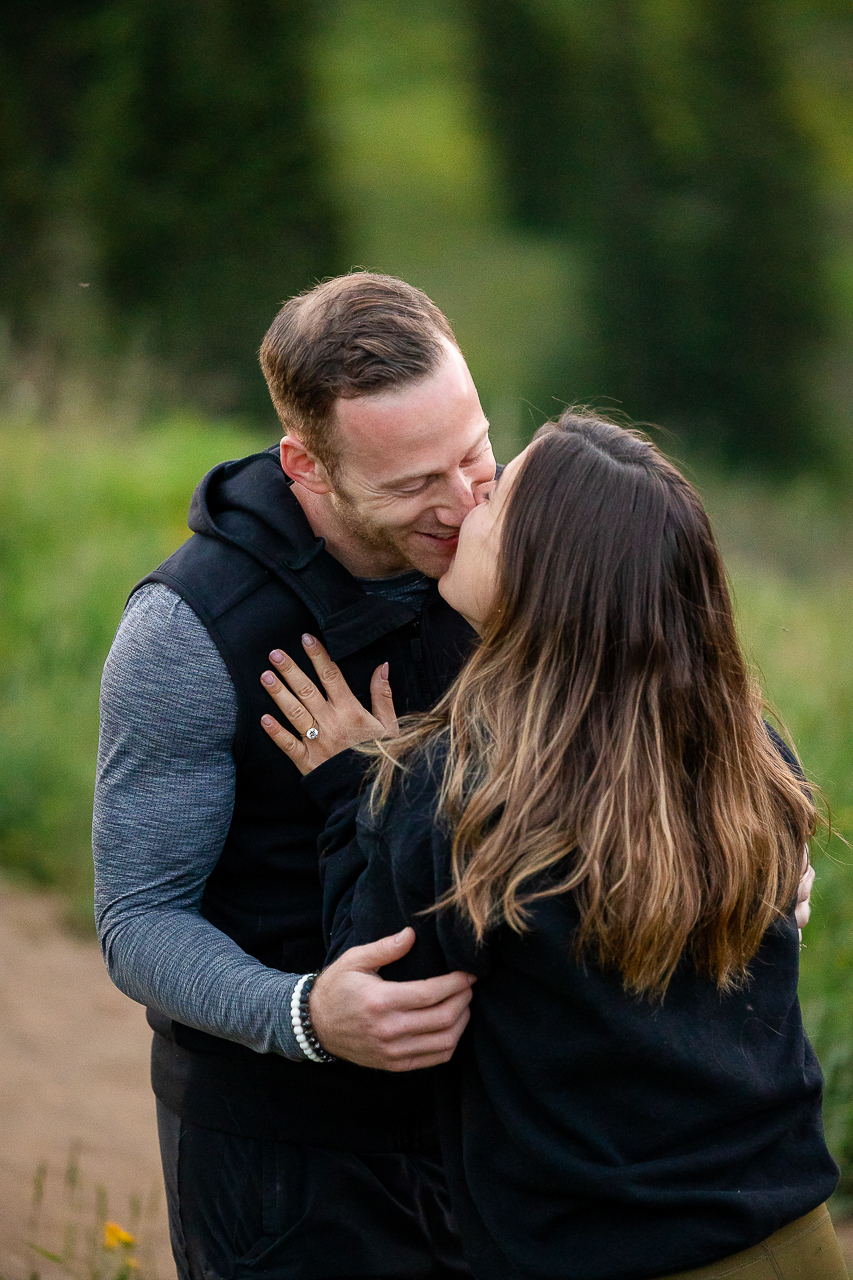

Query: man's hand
<box><xmin>796</xmin><ymin>849</ymin><xmax>815</xmax><ymax>932</ymax></box>
<box><xmin>309</xmin><ymin>927</ymin><xmax>475</xmax><ymax>1071</ymax></box>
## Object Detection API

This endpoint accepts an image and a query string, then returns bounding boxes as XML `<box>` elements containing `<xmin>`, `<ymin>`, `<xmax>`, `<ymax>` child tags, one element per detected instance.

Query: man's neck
<box><xmin>290</xmin><ymin>483</ymin><xmax>408</xmax><ymax>578</ymax></box>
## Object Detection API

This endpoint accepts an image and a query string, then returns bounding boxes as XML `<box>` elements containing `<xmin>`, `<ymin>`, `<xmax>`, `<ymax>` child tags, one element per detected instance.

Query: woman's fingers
<box><xmin>795</xmin><ymin>853</ymin><xmax>815</xmax><ymax>930</ymax></box>
<box><xmin>300</xmin><ymin>634</ymin><xmax>348</xmax><ymax>699</ymax></box>
<box><xmin>260</xmin><ymin>666</ymin><xmax>318</xmax><ymax>737</ymax></box>
<box><xmin>370</xmin><ymin>663</ymin><xmax>398</xmax><ymax>736</ymax></box>
<box><xmin>260</xmin><ymin>713</ymin><xmax>311</xmax><ymax>773</ymax></box>
<box><xmin>268</xmin><ymin>646</ymin><xmax>327</xmax><ymax>710</ymax></box>
<box><xmin>261</xmin><ymin>638</ymin><xmax>395</xmax><ymax>773</ymax></box>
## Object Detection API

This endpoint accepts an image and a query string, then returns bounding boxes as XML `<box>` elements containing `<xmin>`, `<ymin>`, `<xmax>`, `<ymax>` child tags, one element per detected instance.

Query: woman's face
<box><xmin>438</xmin><ymin>445</ymin><xmax>530</xmax><ymax>632</ymax></box>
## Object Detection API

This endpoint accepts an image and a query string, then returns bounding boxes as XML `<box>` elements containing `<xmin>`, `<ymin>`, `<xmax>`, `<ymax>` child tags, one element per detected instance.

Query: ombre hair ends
<box><xmin>369</xmin><ymin>412</ymin><xmax>816</xmax><ymax>997</ymax></box>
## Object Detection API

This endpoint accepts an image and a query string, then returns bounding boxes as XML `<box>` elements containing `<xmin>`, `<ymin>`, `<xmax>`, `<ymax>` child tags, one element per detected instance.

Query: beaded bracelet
<box><xmin>291</xmin><ymin>973</ymin><xmax>335</xmax><ymax>1063</ymax></box>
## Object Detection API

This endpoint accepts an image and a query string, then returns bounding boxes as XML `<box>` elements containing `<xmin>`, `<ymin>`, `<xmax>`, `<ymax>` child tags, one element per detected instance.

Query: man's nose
<box><xmin>434</xmin><ymin>473</ymin><xmax>479</xmax><ymax>525</ymax></box>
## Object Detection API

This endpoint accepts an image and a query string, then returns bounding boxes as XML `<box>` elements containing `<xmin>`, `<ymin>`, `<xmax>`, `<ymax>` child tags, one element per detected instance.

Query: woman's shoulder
<box><xmin>362</xmin><ymin>737</ymin><xmax>454</xmax><ymax>877</ymax></box>
<box><xmin>373</xmin><ymin>735</ymin><xmax>451</xmax><ymax>821</ymax></box>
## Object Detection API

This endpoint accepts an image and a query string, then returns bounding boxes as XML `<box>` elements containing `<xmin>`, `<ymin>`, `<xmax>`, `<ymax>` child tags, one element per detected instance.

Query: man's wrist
<box><xmin>290</xmin><ymin>973</ymin><xmax>336</xmax><ymax>1063</ymax></box>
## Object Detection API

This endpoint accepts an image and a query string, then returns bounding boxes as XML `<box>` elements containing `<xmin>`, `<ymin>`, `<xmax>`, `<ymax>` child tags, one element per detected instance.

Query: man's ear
<box><xmin>280</xmin><ymin>435</ymin><xmax>333</xmax><ymax>495</ymax></box>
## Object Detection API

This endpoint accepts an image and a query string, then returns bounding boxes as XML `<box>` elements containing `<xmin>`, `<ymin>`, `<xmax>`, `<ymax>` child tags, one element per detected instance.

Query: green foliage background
<box><xmin>466</xmin><ymin>0</ymin><xmax>829</xmax><ymax>469</ymax></box>
<box><xmin>3</xmin><ymin>0</ymin><xmax>852</xmax><ymax>467</ymax></box>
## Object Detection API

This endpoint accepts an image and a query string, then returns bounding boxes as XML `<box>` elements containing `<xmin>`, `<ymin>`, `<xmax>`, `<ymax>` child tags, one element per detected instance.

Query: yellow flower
<box><xmin>103</xmin><ymin>1222</ymin><xmax>136</xmax><ymax>1249</ymax></box>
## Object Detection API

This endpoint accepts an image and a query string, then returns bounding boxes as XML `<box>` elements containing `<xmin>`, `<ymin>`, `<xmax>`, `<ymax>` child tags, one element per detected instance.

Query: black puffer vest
<box><xmin>133</xmin><ymin>447</ymin><xmax>476</xmax><ymax>1149</ymax></box>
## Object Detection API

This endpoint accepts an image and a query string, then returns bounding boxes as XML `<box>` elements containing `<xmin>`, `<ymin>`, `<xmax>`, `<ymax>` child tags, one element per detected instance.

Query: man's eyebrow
<box><xmin>377</xmin><ymin>429</ymin><xmax>492</xmax><ymax>491</ymax></box>
<box><xmin>376</xmin><ymin>468</ymin><xmax>435</xmax><ymax>490</ymax></box>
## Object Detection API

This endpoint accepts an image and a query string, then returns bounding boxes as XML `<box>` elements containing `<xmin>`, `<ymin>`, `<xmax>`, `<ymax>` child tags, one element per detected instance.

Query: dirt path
<box><xmin>0</xmin><ymin>886</ymin><xmax>171</xmax><ymax>1278</ymax></box>
<box><xmin>0</xmin><ymin>884</ymin><xmax>850</xmax><ymax>1279</ymax></box>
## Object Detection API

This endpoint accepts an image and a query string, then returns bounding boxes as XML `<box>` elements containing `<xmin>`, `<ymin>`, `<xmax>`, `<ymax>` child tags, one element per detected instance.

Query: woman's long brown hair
<box><xmin>369</xmin><ymin>412</ymin><xmax>816</xmax><ymax>996</ymax></box>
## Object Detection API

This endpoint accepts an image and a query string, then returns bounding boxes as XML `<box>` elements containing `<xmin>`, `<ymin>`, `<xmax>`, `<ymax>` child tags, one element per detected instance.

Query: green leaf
<box><xmin>26</xmin><ymin>1245</ymin><xmax>66</xmax><ymax>1266</ymax></box>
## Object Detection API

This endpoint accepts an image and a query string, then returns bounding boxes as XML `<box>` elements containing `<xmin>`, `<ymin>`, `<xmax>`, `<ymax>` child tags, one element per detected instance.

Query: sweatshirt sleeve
<box><xmin>301</xmin><ymin>749</ymin><xmax>374</xmax><ymax>952</ymax></box>
<box><xmin>310</xmin><ymin>752</ymin><xmax>488</xmax><ymax>982</ymax></box>
<box><xmin>93</xmin><ymin>582</ymin><xmax>305</xmax><ymax>1059</ymax></box>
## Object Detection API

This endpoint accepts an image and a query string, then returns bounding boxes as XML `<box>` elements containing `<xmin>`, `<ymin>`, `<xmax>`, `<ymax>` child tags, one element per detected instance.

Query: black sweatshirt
<box><xmin>305</xmin><ymin>747</ymin><xmax>837</xmax><ymax>1280</ymax></box>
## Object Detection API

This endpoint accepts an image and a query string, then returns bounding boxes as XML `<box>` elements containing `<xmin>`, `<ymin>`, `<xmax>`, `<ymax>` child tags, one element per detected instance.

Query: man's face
<box><xmin>327</xmin><ymin>342</ymin><xmax>495</xmax><ymax>578</ymax></box>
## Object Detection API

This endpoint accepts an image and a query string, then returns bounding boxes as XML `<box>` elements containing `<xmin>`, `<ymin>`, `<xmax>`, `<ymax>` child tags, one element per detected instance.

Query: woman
<box><xmin>259</xmin><ymin>413</ymin><xmax>842</xmax><ymax>1280</ymax></box>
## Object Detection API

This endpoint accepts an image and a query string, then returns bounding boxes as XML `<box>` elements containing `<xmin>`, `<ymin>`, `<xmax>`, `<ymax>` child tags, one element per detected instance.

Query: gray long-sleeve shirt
<box><xmin>94</xmin><ymin>582</ymin><xmax>305</xmax><ymax>1058</ymax></box>
<box><xmin>93</xmin><ymin>569</ymin><xmax>431</xmax><ymax>1060</ymax></box>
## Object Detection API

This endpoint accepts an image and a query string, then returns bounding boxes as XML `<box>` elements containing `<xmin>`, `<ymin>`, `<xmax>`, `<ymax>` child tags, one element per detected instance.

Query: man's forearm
<box><xmin>99</xmin><ymin>900</ymin><xmax>303</xmax><ymax>1056</ymax></box>
<box><xmin>94</xmin><ymin>583</ymin><xmax>304</xmax><ymax>1059</ymax></box>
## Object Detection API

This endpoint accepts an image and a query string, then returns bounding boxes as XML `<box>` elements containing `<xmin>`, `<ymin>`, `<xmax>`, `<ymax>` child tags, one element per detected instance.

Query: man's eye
<box><xmin>464</xmin><ymin>438</ymin><xmax>493</xmax><ymax>464</ymax></box>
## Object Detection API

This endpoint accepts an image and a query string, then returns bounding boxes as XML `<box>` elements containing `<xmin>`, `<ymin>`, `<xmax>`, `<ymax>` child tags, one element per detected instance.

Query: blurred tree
<box><xmin>0</xmin><ymin>0</ymin><xmax>343</xmax><ymax>417</ymax></box>
<box><xmin>466</xmin><ymin>0</ymin><xmax>829</xmax><ymax>470</ymax></box>
<box><xmin>0</xmin><ymin>1</ymin><xmax>101</xmax><ymax>336</ymax></box>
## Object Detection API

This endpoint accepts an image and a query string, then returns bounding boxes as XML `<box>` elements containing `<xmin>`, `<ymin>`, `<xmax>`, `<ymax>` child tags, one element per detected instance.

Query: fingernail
<box><xmin>261</xmin><ymin>715</ymin><xmax>275</xmax><ymax>728</ymax></box>
<box><xmin>261</xmin><ymin>671</ymin><xmax>275</xmax><ymax>686</ymax></box>
<box><xmin>381</xmin><ymin>662</ymin><xmax>389</xmax><ymax>680</ymax></box>
<box><xmin>302</xmin><ymin>633</ymin><xmax>316</xmax><ymax>647</ymax></box>
<box><xmin>269</xmin><ymin>650</ymin><xmax>283</xmax><ymax>663</ymax></box>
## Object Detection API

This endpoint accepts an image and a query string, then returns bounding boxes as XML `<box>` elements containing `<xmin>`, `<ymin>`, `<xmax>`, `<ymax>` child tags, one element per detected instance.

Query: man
<box><xmin>94</xmin><ymin>272</ymin><xmax>495</xmax><ymax>1279</ymax></box>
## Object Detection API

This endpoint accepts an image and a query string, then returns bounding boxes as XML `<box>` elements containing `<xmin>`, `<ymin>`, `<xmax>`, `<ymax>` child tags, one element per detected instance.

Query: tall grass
<box><xmin>0</xmin><ymin>420</ymin><xmax>851</xmax><ymax>1193</ymax></box>
<box><xmin>0</xmin><ymin>419</ymin><xmax>269</xmax><ymax>918</ymax></box>
<box><xmin>22</xmin><ymin>1144</ymin><xmax>164</xmax><ymax>1280</ymax></box>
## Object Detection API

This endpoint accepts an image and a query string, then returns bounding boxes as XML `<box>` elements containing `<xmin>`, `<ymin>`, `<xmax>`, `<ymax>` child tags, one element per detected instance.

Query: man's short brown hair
<box><xmin>259</xmin><ymin>272</ymin><xmax>458</xmax><ymax>471</ymax></box>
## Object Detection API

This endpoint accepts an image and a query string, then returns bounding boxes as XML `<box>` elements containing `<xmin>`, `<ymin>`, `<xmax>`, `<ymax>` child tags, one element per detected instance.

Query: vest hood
<box><xmin>189</xmin><ymin>446</ymin><xmax>327</xmax><ymax>575</ymax></box>
<box><xmin>184</xmin><ymin>447</ymin><xmax>420</xmax><ymax>660</ymax></box>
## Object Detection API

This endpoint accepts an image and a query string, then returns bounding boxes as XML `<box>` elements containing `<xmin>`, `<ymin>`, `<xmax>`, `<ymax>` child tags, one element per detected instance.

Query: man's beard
<box><xmin>330</xmin><ymin>489</ymin><xmax>446</xmax><ymax>578</ymax></box>
<box><xmin>331</xmin><ymin>491</ymin><xmax>414</xmax><ymax>570</ymax></box>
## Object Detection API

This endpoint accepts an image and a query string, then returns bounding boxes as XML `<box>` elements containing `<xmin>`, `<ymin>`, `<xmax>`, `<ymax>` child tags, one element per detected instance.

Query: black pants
<box><xmin>156</xmin><ymin>1101</ymin><xmax>472</xmax><ymax>1280</ymax></box>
